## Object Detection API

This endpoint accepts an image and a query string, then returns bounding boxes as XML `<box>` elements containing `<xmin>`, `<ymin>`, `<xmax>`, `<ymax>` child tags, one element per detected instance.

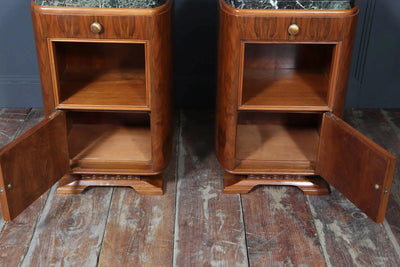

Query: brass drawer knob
<box><xmin>90</xmin><ymin>22</ymin><xmax>102</xmax><ymax>34</ymax></box>
<box><xmin>288</xmin><ymin>24</ymin><xmax>300</xmax><ymax>36</ymax></box>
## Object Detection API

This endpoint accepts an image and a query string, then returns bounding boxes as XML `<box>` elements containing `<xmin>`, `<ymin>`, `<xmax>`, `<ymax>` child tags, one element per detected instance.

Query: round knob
<box><xmin>90</xmin><ymin>22</ymin><xmax>102</xmax><ymax>34</ymax></box>
<box><xmin>288</xmin><ymin>24</ymin><xmax>300</xmax><ymax>36</ymax></box>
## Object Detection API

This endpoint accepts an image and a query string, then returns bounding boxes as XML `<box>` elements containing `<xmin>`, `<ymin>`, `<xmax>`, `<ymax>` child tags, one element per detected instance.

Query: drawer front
<box><xmin>43</xmin><ymin>14</ymin><xmax>150</xmax><ymax>40</ymax></box>
<box><xmin>240</xmin><ymin>16</ymin><xmax>346</xmax><ymax>42</ymax></box>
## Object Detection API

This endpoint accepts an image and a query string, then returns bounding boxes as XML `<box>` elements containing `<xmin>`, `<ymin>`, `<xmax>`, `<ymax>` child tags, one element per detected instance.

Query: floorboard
<box><xmin>345</xmin><ymin>109</ymin><xmax>400</xmax><ymax>253</ymax></box>
<box><xmin>173</xmin><ymin>111</ymin><xmax>248</xmax><ymax>266</ymax></box>
<box><xmin>306</xmin><ymin>109</ymin><xmax>400</xmax><ymax>266</ymax></box>
<box><xmin>0</xmin><ymin>108</ymin><xmax>399</xmax><ymax>266</ymax></box>
<box><xmin>21</xmin><ymin>187</ymin><xmax>113</xmax><ymax>266</ymax></box>
<box><xmin>242</xmin><ymin>186</ymin><xmax>326</xmax><ymax>266</ymax></box>
<box><xmin>97</xmin><ymin>115</ymin><xmax>179</xmax><ymax>266</ymax></box>
<box><xmin>0</xmin><ymin>109</ymin><xmax>46</xmax><ymax>266</ymax></box>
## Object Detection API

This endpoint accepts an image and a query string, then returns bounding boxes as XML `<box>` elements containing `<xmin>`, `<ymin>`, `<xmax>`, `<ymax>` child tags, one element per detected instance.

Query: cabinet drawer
<box><xmin>240</xmin><ymin>16</ymin><xmax>346</xmax><ymax>42</ymax></box>
<box><xmin>42</xmin><ymin>14</ymin><xmax>149</xmax><ymax>39</ymax></box>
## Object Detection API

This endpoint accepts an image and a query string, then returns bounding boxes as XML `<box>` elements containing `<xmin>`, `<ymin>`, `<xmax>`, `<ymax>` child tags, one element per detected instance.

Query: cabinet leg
<box><xmin>223</xmin><ymin>172</ymin><xmax>329</xmax><ymax>195</ymax></box>
<box><xmin>57</xmin><ymin>174</ymin><xmax>163</xmax><ymax>195</ymax></box>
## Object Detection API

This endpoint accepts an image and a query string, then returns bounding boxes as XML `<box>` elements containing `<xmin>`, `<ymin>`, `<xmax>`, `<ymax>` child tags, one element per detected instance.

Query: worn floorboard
<box><xmin>21</xmin><ymin>187</ymin><xmax>113</xmax><ymax>266</ymax></box>
<box><xmin>173</xmin><ymin>111</ymin><xmax>248</xmax><ymax>266</ymax></box>
<box><xmin>345</xmin><ymin>109</ymin><xmax>400</xmax><ymax>253</ymax></box>
<box><xmin>0</xmin><ymin>109</ymin><xmax>399</xmax><ymax>266</ymax></box>
<box><xmin>0</xmin><ymin>108</ymin><xmax>36</xmax><ymax>265</ymax></box>
<box><xmin>97</xmin><ymin>115</ymin><xmax>179</xmax><ymax>267</ymax></box>
<box><xmin>242</xmin><ymin>186</ymin><xmax>326</xmax><ymax>266</ymax></box>
<box><xmin>306</xmin><ymin>109</ymin><xmax>400</xmax><ymax>267</ymax></box>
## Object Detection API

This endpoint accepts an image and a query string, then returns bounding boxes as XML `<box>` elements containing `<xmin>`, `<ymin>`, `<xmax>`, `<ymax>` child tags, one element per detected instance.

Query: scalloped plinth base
<box><xmin>57</xmin><ymin>174</ymin><xmax>163</xmax><ymax>195</ymax></box>
<box><xmin>224</xmin><ymin>172</ymin><xmax>330</xmax><ymax>195</ymax></box>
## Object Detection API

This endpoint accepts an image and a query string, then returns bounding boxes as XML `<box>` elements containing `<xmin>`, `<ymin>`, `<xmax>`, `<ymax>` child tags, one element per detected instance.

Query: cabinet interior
<box><xmin>66</xmin><ymin>111</ymin><xmax>152</xmax><ymax>171</ymax></box>
<box><xmin>235</xmin><ymin>112</ymin><xmax>322</xmax><ymax>173</ymax></box>
<box><xmin>241</xmin><ymin>43</ymin><xmax>335</xmax><ymax>111</ymax></box>
<box><xmin>52</xmin><ymin>41</ymin><xmax>147</xmax><ymax>110</ymax></box>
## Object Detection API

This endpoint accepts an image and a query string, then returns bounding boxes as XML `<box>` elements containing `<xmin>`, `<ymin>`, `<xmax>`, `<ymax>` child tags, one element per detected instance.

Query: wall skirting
<box><xmin>0</xmin><ymin>75</ymin><xmax>43</xmax><ymax>107</ymax></box>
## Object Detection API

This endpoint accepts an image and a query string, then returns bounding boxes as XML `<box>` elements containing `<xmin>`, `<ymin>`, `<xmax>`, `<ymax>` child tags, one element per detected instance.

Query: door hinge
<box><xmin>384</xmin><ymin>187</ymin><xmax>390</xmax><ymax>195</ymax></box>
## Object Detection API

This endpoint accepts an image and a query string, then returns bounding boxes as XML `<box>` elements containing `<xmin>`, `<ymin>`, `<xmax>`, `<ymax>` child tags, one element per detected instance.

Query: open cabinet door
<box><xmin>317</xmin><ymin>113</ymin><xmax>396</xmax><ymax>223</ymax></box>
<box><xmin>0</xmin><ymin>112</ymin><xmax>69</xmax><ymax>221</ymax></box>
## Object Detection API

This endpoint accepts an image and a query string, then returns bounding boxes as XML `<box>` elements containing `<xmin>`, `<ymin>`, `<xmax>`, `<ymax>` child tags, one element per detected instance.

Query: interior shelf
<box><xmin>240</xmin><ymin>69</ymin><xmax>330</xmax><ymax>111</ymax></box>
<box><xmin>67</xmin><ymin>112</ymin><xmax>152</xmax><ymax>171</ymax></box>
<box><xmin>240</xmin><ymin>43</ymin><xmax>335</xmax><ymax>111</ymax></box>
<box><xmin>52</xmin><ymin>41</ymin><xmax>148</xmax><ymax>111</ymax></box>
<box><xmin>57</xmin><ymin>69</ymin><xmax>147</xmax><ymax>110</ymax></box>
<box><xmin>235</xmin><ymin>112</ymin><xmax>321</xmax><ymax>173</ymax></box>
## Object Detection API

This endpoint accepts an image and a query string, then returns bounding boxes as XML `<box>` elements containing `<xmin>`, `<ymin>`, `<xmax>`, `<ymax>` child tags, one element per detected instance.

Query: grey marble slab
<box><xmin>34</xmin><ymin>0</ymin><xmax>166</xmax><ymax>8</ymax></box>
<box><xmin>225</xmin><ymin>0</ymin><xmax>354</xmax><ymax>10</ymax></box>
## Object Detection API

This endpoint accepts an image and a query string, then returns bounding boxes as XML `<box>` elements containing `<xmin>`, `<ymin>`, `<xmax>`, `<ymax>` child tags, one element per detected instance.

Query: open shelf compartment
<box><xmin>66</xmin><ymin>111</ymin><xmax>152</xmax><ymax>172</ymax></box>
<box><xmin>51</xmin><ymin>41</ymin><xmax>148</xmax><ymax>111</ymax></box>
<box><xmin>235</xmin><ymin>111</ymin><xmax>322</xmax><ymax>173</ymax></box>
<box><xmin>239</xmin><ymin>43</ymin><xmax>336</xmax><ymax>111</ymax></box>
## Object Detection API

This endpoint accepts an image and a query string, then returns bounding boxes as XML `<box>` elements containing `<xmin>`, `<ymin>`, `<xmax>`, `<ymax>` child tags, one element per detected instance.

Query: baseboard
<box><xmin>0</xmin><ymin>75</ymin><xmax>43</xmax><ymax>107</ymax></box>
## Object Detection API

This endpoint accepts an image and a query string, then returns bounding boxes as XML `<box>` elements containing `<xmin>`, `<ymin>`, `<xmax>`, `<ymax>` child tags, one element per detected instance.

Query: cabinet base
<box><xmin>224</xmin><ymin>172</ymin><xmax>329</xmax><ymax>195</ymax></box>
<box><xmin>57</xmin><ymin>174</ymin><xmax>163</xmax><ymax>195</ymax></box>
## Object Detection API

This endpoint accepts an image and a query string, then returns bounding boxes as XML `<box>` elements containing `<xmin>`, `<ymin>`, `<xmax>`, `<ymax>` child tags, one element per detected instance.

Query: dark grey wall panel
<box><xmin>174</xmin><ymin>0</ymin><xmax>218</xmax><ymax>108</ymax></box>
<box><xmin>346</xmin><ymin>0</ymin><xmax>400</xmax><ymax>108</ymax></box>
<box><xmin>0</xmin><ymin>0</ymin><xmax>42</xmax><ymax>107</ymax></box>
<box><xmin>0</xmin><ymin>0</ymin><xmax>398</xmax><ymax>108</ymax></box>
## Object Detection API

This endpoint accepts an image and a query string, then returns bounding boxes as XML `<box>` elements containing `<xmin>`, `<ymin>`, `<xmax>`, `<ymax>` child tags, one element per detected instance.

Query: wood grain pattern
<box><xmin>57</xmin><ymin>69</ymin><xmax>148</xmax><ymax>111</ymax></box>
<box><xmin>240</xmin><ymin>69</ymin><xmax>329</xmax><ymax>111</ymax></box>
<box><xmin>174</xmin><ymin>111</ymin><xmax>248</xmax><ymax>266</ymax></box>
<box><xmin>236</xmin><ymin>123</ymin><xmax>319</xmax><ymax>164</ymax></box>
<box><xmin>20</xmin><ymin>187</ymin><xmax>113</xmax><ymax>266</ymax></box>
<box><xmin>317</xmin><ymin>113</ymin><xmax>395</xmax><ymax>223</ymax></box>
<box><xmin>216</xmin><ymin>0</ymin><xmax>359</xmax><ymax>176</ymax></box>
<box><xmin>97</xmin><ymin>115</ymin><xmax>178</xmax><ymax>266</ymax></box>
<box><xmin>57</xmin><ymin>174</ymin><xmax>163</xmax><ymax>195</ymax></box>
<box><xmin>343</xmin><ymin>109</ymin><xmax>400</xmax><ymax>245</ymax></box>
<box><xmin>308</xmin><ymin>187</ymin><xmax>400</xmax><ymax>266</ymax></box>
<box><xmin>0</xmin><ymin>109</ymin><xmax>50</xmax><ymax>266</ymax></box>
<box><xmin>29</xmin><ymin>0</ymin><xmax>173</xmax><ymax>195</ymax></box>
<box><xmin>241</xmin><ymin>186</ymin><xmax>326</xmax><ymax>266</ymax></box>
<box><xmin>219</xmin><ymin>0</ymin><xmax>358</xmax><ymax>41</ymax></box>
<box><xmin>224</xmin><ymin>172</ymin><xmax>329</xmax><ymax>195</ymax></box>
<box><xmin>68</xmin><ymin>124</ymin><xmax>152</xmax><ymax>165</ymax></box>
<box><xmin>0</xmin><ymin>112</ymin><xmax>69</xmax><ymax>221</ymax></box>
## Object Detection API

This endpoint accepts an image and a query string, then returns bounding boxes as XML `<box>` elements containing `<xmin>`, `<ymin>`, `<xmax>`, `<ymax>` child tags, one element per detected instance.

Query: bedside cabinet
<box><xmin>216</xmin><ymin>0</ymin><xmax>396</xmax><ymax>222</ymax></box>
<box><xmin>0</xmin><ymin>0</ymin><xmax>172</xmax><ymax>221</ymax></box>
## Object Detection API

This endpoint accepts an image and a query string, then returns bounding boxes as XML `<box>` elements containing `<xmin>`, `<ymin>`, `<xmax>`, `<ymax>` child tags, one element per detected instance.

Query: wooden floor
<box><xmin>0</xmin><ymin>108</ymin><xmax>400</xmax><ymax>266</ymax></box>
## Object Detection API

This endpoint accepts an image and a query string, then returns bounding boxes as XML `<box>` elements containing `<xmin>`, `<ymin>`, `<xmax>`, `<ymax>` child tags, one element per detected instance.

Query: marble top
<box><xmin>34</xmin><ymin>0</ymin><xmax>166</xmax><ymax>8</ymax></box>
<box><xmin>225</xmin><ymin>0</ymin><xmax>354</xmax><ymax>10</ymax></box>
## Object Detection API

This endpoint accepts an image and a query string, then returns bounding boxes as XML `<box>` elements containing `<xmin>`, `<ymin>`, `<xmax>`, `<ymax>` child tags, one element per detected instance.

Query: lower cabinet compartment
<box><xmin>235</xmin><ymin>112</ymin><xmax>322</xmax><ymax>173</ymax></box>
<box><xmin>66</xmin><ymin>111</ymin><xmax>152</xmax><ymax>172</ymax></box>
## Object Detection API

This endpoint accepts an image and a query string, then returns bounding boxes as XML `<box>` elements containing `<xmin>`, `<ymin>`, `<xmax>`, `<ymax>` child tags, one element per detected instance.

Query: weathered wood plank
<box><xmin>345</xmin><ymin>109</ymin><xmax>400</xmax><ymax>250</ymax></box>
<box><xmin>0</xmin><ymin>109</ymin><xmax>47</xmax><ymax>266</ymax></box>
<box><xmin>0</xmin><ymin>108</ymin><xmax>31</xmax><ymax>148</ymax></box>
<box><xmin>306</xmin><ymin>109</ymin><xmax>400</xmax><ymax>266</ymax></box>
<box><xmin>20</xmin><ymin>187</ymin><xmax>112</xmax><ymax>266</ymax></box>
<box><xmin>174</xmin><ymin>111</ymin><xmax>248</xmax><ymax>266</ymax></box>
<box><xmin>241</xmin><ymin>186</ymin><xmax>326</xmax><ymax>266</ymax></box>
<box><xmin>97</xmin><ymin>114</ymin><xmax>179</xmax><ymax>266</ymax></box>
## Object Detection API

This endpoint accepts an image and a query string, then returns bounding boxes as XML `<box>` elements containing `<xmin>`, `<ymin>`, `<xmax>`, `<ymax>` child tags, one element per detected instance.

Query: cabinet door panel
<box><xmin>0</xmin><ymin>112</ymin><xmax>69</xmax><ymax>221</ymax></box>
<box><xmin>317</xmin><ymin>113</ymin><xmax>396</xmax><ymax>223</ymax></box>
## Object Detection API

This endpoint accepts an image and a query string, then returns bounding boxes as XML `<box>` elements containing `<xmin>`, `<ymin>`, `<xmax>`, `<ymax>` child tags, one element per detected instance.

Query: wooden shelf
<box><xmin>235</xmin><ymin>123</ymin><xmax>320</xmax><ymax>172</ymax></box>
<box><xmin>240</xmin><ymin>69</ymin><xmax>330</xmax><ymax>111</ymax></box>
<box><xmin>57</xmin><ymin>69</ymin><xmax>148</xmax><ymax>111</ymax></box>
<box><xmin>68</xmin><ymin>124</ymin><xmax>152</xmax><ymax>170</ymax></box>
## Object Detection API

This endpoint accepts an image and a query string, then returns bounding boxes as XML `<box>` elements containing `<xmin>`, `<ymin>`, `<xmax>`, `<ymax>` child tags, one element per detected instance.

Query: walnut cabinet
<box><xmin>216</xmin><ymin>0</ymin><xmax>396</xmax><ymax>223</ymax></box>
<box><xmin>0</xmin><ymin>0</ymin><xmax>172</xmax><ymax>221</ymax></box>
